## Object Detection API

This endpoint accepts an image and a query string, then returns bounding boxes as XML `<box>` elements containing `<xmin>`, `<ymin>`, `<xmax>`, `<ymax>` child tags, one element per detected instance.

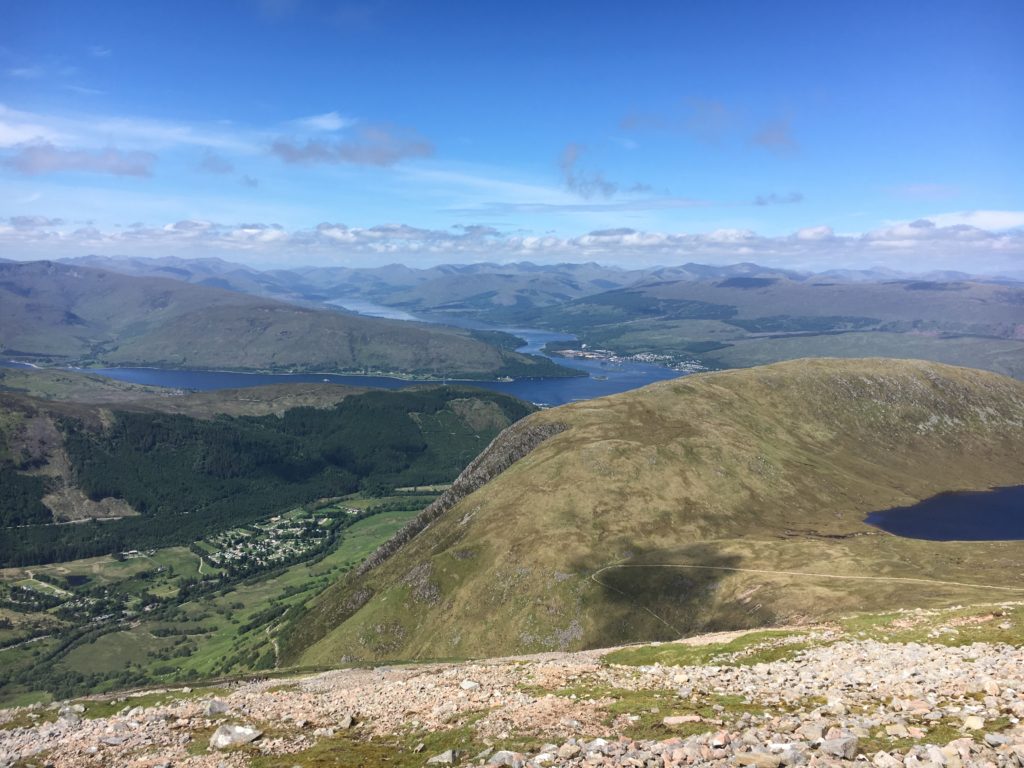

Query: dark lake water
<box><xmin>4</xmin><ymin>303</ymin><xmax>685</xmax><ymax>406</ymax></box>
<box><xmin>865</xmin><ymin>485</ymin><xmax>1024</xmax><ymax>541</ymax></box>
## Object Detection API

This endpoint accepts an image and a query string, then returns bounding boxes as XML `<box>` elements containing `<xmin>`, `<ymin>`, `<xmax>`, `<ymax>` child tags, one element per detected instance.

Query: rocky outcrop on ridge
<box><xmin>355</xmin><ymin>419</ymin><xmax>568</xmax><ymax>578</ymax></box>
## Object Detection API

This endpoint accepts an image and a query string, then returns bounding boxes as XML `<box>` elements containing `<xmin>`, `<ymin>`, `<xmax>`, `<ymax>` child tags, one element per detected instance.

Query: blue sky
<box><xmin>1</xmin><ymin>0</ymin><xmax>1022</xmax><ymax>272</ymax></box>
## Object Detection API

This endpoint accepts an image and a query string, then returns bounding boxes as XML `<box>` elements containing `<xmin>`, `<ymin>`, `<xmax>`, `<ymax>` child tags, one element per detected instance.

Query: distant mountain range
<box><xmin>9</xmin><ymin>255</ymin><xmax>1023</xmax><ymax>380</ymax></box>
<box><xmin>0</xmin><ymin>261</ymin><xmax>577</xmax><ymax>379</ymax></box>
<box><xmin>58</xmin><ymin>254</ymin><xmax>1022</xmax><ymax>313</ymax></box>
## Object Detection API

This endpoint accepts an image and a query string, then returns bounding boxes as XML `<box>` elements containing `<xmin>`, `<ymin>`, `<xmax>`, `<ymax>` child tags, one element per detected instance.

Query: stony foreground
<box><xmin>2</xmin><ymin>616</ymin><xmax>1023</xmax><ymax>768</ymax></box>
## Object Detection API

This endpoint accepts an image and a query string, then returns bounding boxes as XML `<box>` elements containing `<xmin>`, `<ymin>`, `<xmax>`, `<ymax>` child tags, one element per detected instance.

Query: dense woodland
<box><xmin>0</xmin><ymin>387</ymin><xmax>532</xmax><ymax>566</ymax></box>
<box><xmin>0</xmin><ymin>467</ymin><xmax>53</xmax><ymax>527</ymax></box>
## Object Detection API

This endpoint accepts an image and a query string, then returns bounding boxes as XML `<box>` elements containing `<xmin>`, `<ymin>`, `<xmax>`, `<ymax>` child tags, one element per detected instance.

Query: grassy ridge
<box><xmin>280</xmin><ymin>358</ymin><xmax>1024</xmax><ymax>665</ymax></box>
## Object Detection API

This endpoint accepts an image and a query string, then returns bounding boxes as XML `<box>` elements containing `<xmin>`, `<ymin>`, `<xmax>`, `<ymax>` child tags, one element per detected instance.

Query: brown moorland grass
<box><xmin>281</xmin><ymin>358</ymin><xmax>1024</xmax><ymax>665</ymax></box>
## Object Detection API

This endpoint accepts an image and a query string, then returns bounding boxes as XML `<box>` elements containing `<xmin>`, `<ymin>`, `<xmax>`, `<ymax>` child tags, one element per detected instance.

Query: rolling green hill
<box><xmin>0</xmin><ymin>261</ymin><xmax>577</xmax><ymax>379</ymax></box>
<box><xmin>279</xmin><ymin>358</ymin><xmax>1024</xmax><ymax>665</ymax></box>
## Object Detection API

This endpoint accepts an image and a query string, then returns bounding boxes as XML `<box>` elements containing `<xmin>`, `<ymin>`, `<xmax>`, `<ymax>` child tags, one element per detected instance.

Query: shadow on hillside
<box><xmin>579</xmin><ymin>544</ymin><xmax>775</xmax><ymax>647</ymax></box>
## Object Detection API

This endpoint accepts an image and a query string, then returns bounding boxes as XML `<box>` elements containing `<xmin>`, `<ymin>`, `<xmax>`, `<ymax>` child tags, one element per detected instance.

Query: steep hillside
<box><xmin>281</xmin><ymin>358</ymin><xmax>1024</xmax><ymax>664</ymax></box>
<box><xmin>0</xmin><ymin>261</ymin><xmax>576</xmax><ymax>379</ymax></box>
<box><xmin>0</xmin><ymin>385</ymin><xmax>534</xmax><ymax>565</ymax></box>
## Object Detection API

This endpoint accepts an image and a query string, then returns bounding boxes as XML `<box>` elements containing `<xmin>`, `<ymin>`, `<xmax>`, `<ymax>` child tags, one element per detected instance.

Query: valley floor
<box><xmin>2</xmin><ymin>603</ymin><xmax>1022</xmax><ymax>768</ymax></box>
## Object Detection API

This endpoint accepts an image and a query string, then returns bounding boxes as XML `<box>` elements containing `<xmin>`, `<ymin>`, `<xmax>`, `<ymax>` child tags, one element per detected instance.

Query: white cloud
<box><xmin>0</xmin><ymin>104</ymin><xmax>68</xmax><ymax>146</ymax></box>
<box><xmin>706</xmin><ymin>228</ymin><xmax>756</xmax><ymax>243</ymax></box>
<box><xmin>0</xmin><ymin>103</ymin><xmax>258</xmax><ymax>153</ymax></box>
<box><xmin>794</xmin><ymin>225</ymin><xmax>834</xmax><ymax>241</ymax></box>
<box><xmin>3</xmin><ymin>217</ymin><xmax>1020</xmax><ymax>274</ymax></box>
<box><xmin>922</xmin><ymin>210</ymin><xmax>1024</xmax><ymax>231</ymax></box>
<box><xmin>64</xmin><ymin>85</ymin><xmax>106</xmax><ymax>97</ymax></box>
<box><xmin>293</xmin><ymin>111</ymin><xmax>355</xmax><ymax>132</ymax></box>
<box><xmin>7</xmin><ymin>66</ymin><xmax>44</xmax><ymax>79</ymax></box>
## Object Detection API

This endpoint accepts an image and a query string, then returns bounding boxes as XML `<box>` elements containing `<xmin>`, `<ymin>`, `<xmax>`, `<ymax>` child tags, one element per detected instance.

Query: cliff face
<box><xmin>281</xmin><ymin>359</ymin><xmax>1024</xmax><ymax>665</ymax></box>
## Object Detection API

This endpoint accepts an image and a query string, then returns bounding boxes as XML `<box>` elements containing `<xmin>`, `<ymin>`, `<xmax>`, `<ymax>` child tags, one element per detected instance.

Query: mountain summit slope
<box><xmin>281</xmin><ymin>358</ymin><xmax>1024</xmax><ymax>664</ymax></box>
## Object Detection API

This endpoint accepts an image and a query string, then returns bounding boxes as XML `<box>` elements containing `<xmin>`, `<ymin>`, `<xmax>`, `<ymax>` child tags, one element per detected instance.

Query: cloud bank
<box><xmin>1</xmin><ymin>214</ymin><xmax>1021</xmax><ymax>274</ymax></box>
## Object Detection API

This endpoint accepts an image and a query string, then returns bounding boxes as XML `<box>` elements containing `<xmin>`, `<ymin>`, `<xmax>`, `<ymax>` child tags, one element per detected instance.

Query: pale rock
<box><xmin>798</xmin><ymin>722</ymin><xmax>826</xmax><ymax>742</ymax></box>
<box><xmin>664</xmin><ymin>714</ymin><xmax>702</xmax><ymax>726</ymax></box>
<box><xmin>426</xmin><ymin>749</ymin><xmax>460</xmax><ymax>764</ymax></box>
<box><xmin>488</xmin><ymin>750</ymin><xmax>526</xmax><ymax>768</ymax></box>
<box><xmin>736</xmin><ymin>751</ymin><xmax>784</xmax><ymax>768</ymax></box>
<box><xmin>780</xmin><ymin>747</ymin><xmax>807</xmax><ymax>766</ymax></box>
<box><xmin>820</xmin><ymin>736</ymin><xmax>859</xmax><ymax>760</ymax></box>
<box><xmin>711</xmin><ymin>730</ymin><xmax>732</xmax><ymax>748</ymax></box>
<box><xmin>209</xmin><ymin>723</ymin><xmax>262</xmax><ymax>750</ymax></box>
<box><xmin>873</xmin><ymin>752</ymin><xmax>904</xmax><ymax>768</ymax></box>
<box><xmin>557</xmin><ymin>743</ymin><xmax>581</xmax><ymax>759</ymax></box>
<box><xmin>203</xmin><ymin>699</ymin><xmax>229</xmax><ymax>717</ymax></box>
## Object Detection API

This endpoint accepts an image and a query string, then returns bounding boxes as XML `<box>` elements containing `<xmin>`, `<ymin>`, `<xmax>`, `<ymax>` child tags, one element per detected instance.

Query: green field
<box><xmin>0</xmin><ymin>501</ymin><xmax>421</xmax><ymax>706</ymax></box>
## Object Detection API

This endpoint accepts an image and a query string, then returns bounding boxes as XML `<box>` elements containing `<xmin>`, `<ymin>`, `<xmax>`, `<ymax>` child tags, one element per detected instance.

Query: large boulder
<box><xmin>209</xmin><ymin>723</ymin><xmax>262</xmax><ymax>750</ymax></box>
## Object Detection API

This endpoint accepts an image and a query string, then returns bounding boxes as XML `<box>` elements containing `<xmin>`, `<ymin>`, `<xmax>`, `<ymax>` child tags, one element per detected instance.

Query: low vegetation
<box><xmin>281</xmin><ymin>358</ymin><xmax>1024</xmax><ymax>664</ymax></box>
<box><xmin>0</xmin><ymin>494</ymin><xmax>428</xmax><ymax>704</ymax></box>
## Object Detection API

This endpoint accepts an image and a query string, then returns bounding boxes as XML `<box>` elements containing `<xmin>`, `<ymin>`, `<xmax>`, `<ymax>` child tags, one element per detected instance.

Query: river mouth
<box><xmin>865</xmin><ymin>485</ymin><xmax>1024</xmax><ymax>541</ymax></box>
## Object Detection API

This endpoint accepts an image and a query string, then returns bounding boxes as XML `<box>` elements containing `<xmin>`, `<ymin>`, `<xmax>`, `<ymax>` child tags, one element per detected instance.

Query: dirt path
<box><xmin>21</xmin><ymin>572</ymin><xmax>72</xmax><ymax>598</ymax></box>
<box><xmin>265</xmin><ymin>624</ymin><xmax>281</xmax><ymax>669</ymax></box>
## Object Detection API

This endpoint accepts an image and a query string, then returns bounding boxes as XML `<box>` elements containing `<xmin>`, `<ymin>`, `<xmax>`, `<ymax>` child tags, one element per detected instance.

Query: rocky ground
<box><xmin>1</xmin><ymin>606</ymin><xmax>1022</xmax><ymax>768</ymax></box>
